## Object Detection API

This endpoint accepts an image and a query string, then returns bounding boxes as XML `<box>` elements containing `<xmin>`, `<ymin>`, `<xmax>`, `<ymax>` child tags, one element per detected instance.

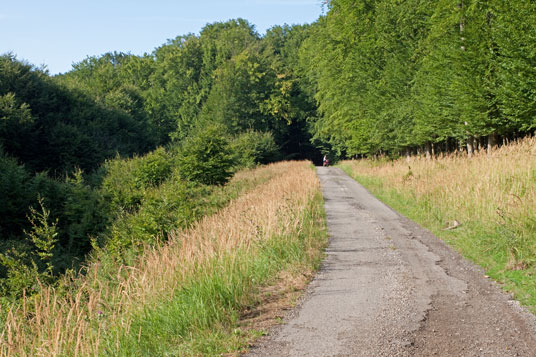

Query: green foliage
<box><xmin>303</xmin><ymin>0</ymin><xmax>536</xmax><ymax>157</ymax></box>
<box><xmin>230</xmin><ymin>130</ymin><xmax>281</xmax><ymax>168</ymax></box>
<box><xmin>200</xmin><ymin>49</ymin><xmax>277</xmax><ymax>134</ymax></box>
<box><xmin>0</xmin><ymin>245</ymin><xmax>38</xmax><ymax>299</ymax></box>
<box><xmin>0</xmin><ymin>197</ymin><xmax>58</xmax><ymax>299</ymax></box>
<box><xmin>0</xmin><ymin>150</ymin><xmax>32</xmax><ymax>237</ymax></box>
<box><xmin>100</xmin><ymin>147</ymin><xmax>172</xmax><ymax>213</ymax></box>
<box><xmin>0</xmin><ymin>54</ymin><xmax>155</xmax><ymax>173</ymax></box>
<box><xmin>0</xmin><ymin>92</ymin><xmax>33</xmax><ymax>154</ymax></box>
<box><xmin>61</xmin><ymin>170</ymin><xmax>109</xmax><ymax>264</ymax></box>
<box><xmin>176</xmin><ymin>125</ymin><xmax>235</xmax><ymax>186</ymax></box>
<box><xmin>491</xmin><ymin>0</ymin><xmax>536</xmax><ymax>132</ymax></box>
<box><xmin>1</xmin><ymin>151</ymin><xmax>106</xmax><ymax>281</ymax></box>
<box><xmin>133</xmin><ymin>147</ymin><xmax>173</xmax><ymax>188</ymax></box>
<box><xmin>24</xmin><ymin>197</ymin><xmax>58</xmax><ymax>278</ymax></box>
<box><xmin>104</xmin><ymin>177</ymin><xmax>212</xmax><ymax>259</ymax></box>
<box><xmin>257</xmin><ymin>24</ymin><xmax>321</xmax><ymax>161</ymax></box>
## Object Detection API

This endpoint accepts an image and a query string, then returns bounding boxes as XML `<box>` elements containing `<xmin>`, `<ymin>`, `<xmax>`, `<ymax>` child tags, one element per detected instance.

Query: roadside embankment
<box><xmin>1</xmin><ymin>161</ymin><xmax>327</xmax><ymax>356</ymax></box>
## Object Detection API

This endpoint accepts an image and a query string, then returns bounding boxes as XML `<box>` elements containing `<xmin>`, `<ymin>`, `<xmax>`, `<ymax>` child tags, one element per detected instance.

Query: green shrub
<box><xmin>0</xmin><ymin>152</ymin><xmax>72</xmax><ymax>246</ymax></box>
<box><xmin>100</xmin><ymin>147</ymin><xmax>172</xmax><ymax>213</ymax></box>
<box><xmin>59</xmin><ymin>170</ymin><xmax>109</xmax><ymax>267</ymax></box>
<box><xmin>230</xmin><ymin>130</ymin><xmax>281</xmax><ymax>169</ymax></box>
<box><xmin>105</xmin><ymin>175</ymin><xmax>212</xmax><ymax>259</ymax></box>
<box><xmin>0</xmin><ymin>198</ymin><xmax>58</xmax><ymax>300</ymax></box>
<box><xmin>134</xmin><ymin>147</ymin><xmax>172</xmax><ymax>187</ymax></box>
<box><xmin>0</xmin><ymin>245</ymin><xmax>38</xmax><ymax>300</ymax></box>
<box><xmin>24</xmin><ymin>197</ymin><xmax>58</xmax><ymax>279</ymax></box>
<box><xmin>176</xmin><ymin>125</ymin><xmax>235</xmax><ymax>186</ymax></box>
<box><xmin>0</xmin><ymin>151</ymin><xmax>32</xmax><ymax>238</ymax></box>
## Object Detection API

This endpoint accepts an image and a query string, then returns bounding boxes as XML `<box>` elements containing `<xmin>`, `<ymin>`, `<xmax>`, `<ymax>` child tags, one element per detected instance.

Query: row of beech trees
<box><xmin>300</xmin><ymin>0</ymin><xmax>536</xmax><ymax>158</ymax></box>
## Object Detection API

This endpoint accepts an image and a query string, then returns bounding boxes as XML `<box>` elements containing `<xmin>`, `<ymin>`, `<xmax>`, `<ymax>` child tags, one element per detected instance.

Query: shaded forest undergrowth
<box><xmin>341</xmin><ymin>137</ymin><xmax>536</xmax><ymax>312</ymax></box>
<box><xmin>1</xmin><ymin>161</ymin><xmax>327</xmax><ymax>355</ymax></box>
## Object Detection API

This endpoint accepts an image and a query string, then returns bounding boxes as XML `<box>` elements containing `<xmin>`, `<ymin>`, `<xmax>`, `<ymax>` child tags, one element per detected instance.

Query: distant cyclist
<box><xmin>323</xmin><ymin>155</ymin><xmax>330</xmax><ymax>167</ymax></box>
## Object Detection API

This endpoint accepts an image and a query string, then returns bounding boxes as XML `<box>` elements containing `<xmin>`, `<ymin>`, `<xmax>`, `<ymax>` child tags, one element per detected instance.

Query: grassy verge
<box><xmin>339</xmin><ymin>138</ymin><xmax>536</xmax><ymax>313</ymax></box>
<box><xmin>1</xmin><ymin>161</ymin><xmax>327</xmax><ymax>355</ymax></box>
<box><xmin>109</xmin><ymin>191</ymin><xmax>327</xmax><ymax>355</ymax></box>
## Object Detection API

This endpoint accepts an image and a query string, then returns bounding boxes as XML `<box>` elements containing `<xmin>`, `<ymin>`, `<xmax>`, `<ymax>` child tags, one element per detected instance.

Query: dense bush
<box><xmin>59</xmin><ymin>171</ymin><xmax>109</xmax><ymax>266</ymax></box>
<box><xmin>99</xmin><ymin>147</ymin><xmax>172</xmax><ymax>213</ymax></box>
<box><xmin>175</xmin><ymin>124</ymin><xmax>235</xmax><ymax>186</ymax></box>
<box><xmin>0</xmin><ymin>156</ymin><xmax>109</xmax><ymax>298</ymax></box>
<box><xmin>230</xmin><ymin>130</ymin><xmax>281</xmax><ymax>168</ymax></box>
<box><xmin>0</xmin><ymin>151</ymin><xmax>32</xmax><ymax>239</ymax></box>
<box><xmin>0</xmin><ymin>198</ymin><xmax>59</xmax><ymax>300</ymax></box>
<box><xmin>103</xmin><ymin>174</ymin><xmax>212</xmax><ymax>260</ymax></box>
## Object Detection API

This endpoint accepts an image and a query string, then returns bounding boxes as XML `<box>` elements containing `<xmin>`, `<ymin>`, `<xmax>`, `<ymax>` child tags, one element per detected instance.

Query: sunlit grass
<box><xmin>0</xmin><ymin>161</ymin><xmax>327</xmax><ymax>355</ymax></box>
<box><xmin>340</xmin><ymin>137</ymin><xmax>536</xmax><ymax>312</ymax></box>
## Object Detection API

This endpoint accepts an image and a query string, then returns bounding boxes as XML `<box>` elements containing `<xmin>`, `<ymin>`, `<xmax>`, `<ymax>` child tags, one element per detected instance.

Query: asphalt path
<box><xmin>248</xmin><ymin>167</ymin><xmax>536</xmax><ymax>356</ymax></box>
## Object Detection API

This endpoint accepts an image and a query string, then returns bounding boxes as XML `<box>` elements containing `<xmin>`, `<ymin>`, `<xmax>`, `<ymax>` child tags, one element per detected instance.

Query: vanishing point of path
<box><xmin>249</xmin><ymin>167</ymin><xmax>536</xmax><ymax>356</ymax></box>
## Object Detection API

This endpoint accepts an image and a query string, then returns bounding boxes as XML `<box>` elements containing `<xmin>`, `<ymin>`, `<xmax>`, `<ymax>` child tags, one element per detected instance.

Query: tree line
<box><xmin>301</xmin><ymin>0</ymin><xmax>536</xmax><ymax>158</ymax></box>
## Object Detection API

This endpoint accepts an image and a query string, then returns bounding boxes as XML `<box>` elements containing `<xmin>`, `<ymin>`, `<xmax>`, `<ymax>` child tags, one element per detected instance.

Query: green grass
<box><xmin>0</xmin><ymin>163</ymin><xmax>327</xmax><ymax>356</ymax></box>
<box><xmin>100</xmin><ymin>192</ymin><xmax>327</xmax><ymax>356</ymax></box>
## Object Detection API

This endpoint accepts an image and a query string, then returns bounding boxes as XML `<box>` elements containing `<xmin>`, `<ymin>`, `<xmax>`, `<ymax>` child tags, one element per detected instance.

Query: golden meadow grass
<box><xmin>340</xmin><ymin>137</ymin><xmax>536</xmax><ymax>310</ymax></box>
<box><xmin>0</xmin><ymin>161</ymin><xmax>325</xmax><ymax>355</ymax></box>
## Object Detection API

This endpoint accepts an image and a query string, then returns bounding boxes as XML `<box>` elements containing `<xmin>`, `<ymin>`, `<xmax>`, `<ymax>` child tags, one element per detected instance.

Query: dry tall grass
<box><xmin>342</xmin><ymin>137</ymin><xmax>536</xmax><ymax>272</ymax></box>
<box><xmin>0</xmin><ymin>161</ymin><xmax>320</xmax><ymax>356</ymax></box>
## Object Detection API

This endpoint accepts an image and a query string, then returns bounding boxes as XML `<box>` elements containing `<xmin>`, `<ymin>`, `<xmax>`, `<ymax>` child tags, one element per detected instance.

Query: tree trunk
<box><xmin>487</xmin><ymin>133</ymin><xmax>498</xmax><ymax>156</ymax></box>
<box><xmin>425</xmin><ymin>142</ymin><xmax>432</xmax><ymax>160</ymax></box>
<box><xmin>466</xmin><ymin>136</ymin><xmax>474</xmax><ymax>158</ymax></box>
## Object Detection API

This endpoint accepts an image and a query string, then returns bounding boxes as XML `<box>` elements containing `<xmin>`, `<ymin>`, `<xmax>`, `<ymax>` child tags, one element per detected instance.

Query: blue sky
<box><xmin>1</xmin><ymin>0</ymin><xmax>324</xmax><ymax>75</ymax></box>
